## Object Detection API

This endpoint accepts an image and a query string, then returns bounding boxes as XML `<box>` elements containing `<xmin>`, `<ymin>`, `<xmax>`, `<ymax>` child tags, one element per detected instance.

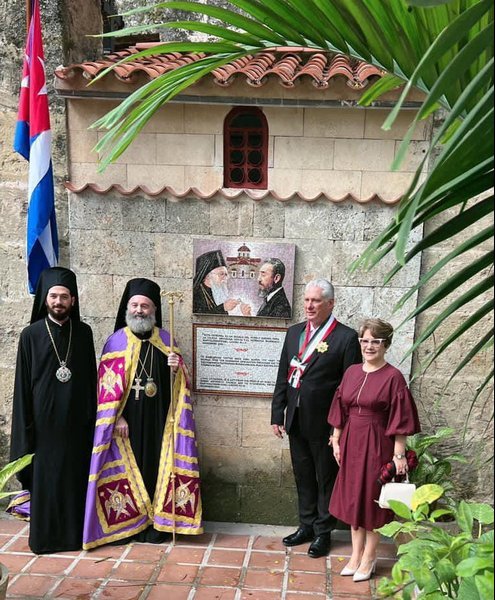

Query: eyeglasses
<box><xmin>358</xmin><ymin>338</ymin><xmax>387</xmax><ymax>347</ymax></box>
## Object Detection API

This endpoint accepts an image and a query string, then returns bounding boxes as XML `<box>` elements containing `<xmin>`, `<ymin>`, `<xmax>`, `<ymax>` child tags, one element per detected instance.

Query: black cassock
<box><xmin>193</xmin><ymin>283</ymin><xmax>228</xmax><ymax>315</ymax></box>
<box><xmin>10</xmin><ymin>318</ymin><xmax>96</xmax><ymax>554</ymax></box>
<box><xmin>122</xmin><ymin>333</ymin><xmax>171</xmax><ymax>543</ymax></box>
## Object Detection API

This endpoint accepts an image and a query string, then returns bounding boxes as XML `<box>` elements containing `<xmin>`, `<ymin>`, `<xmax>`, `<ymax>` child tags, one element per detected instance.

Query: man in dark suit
<box><xmin>256</xmin><ymin>258</ymin><xmax>292</xmax><ymax>318</ymax></box>
<box><xmin>271</xmin><ymin>278</ymin><xmax>361</xmax><ymax>558</ymax></box>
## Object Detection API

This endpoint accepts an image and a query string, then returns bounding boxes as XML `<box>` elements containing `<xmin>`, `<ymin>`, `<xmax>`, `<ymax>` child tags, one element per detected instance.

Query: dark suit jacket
<box><xmin>271</xmin><ymin>320</ymin><xmax>362</xmax><ymax>439</ymax></box>
<box><xmin>256</xmin><ymin>287</ymin><xmax>291</xmax><ymax>318</ymax></box>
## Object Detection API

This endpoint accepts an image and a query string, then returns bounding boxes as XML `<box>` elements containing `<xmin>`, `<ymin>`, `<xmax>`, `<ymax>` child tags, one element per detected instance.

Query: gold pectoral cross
<box><xmin>132</xmin><ymin>377</ymin><xmax>144</xmax><ymax>400</ymax></box>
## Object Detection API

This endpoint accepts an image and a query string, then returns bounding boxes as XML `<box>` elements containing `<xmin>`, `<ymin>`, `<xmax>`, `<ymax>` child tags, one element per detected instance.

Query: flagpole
<box><xmin>26</xmin><ymin>0</ymin><xmax>32</xmax><ymax>33</ymax></box>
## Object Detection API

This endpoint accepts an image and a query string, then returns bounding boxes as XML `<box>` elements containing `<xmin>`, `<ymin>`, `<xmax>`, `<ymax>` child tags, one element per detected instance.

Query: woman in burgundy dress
<box><xmin>328</xmin><ymin>318</ymin><xmax>420</xmax><ymax>582</ymax></box>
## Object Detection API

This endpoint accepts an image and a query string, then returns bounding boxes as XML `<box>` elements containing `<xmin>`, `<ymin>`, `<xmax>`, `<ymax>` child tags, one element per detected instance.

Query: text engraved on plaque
<box><xmin>193</xmin><ymin>325</ymin><xmax>286</xmax><ymax>397</ymax></box>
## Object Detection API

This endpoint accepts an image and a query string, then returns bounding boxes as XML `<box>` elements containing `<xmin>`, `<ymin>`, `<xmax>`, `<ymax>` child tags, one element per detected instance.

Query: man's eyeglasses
<box><xmin>358</xmin><ymin>338</ymin><xmax>387</xmax><ymax>347</ymax></box>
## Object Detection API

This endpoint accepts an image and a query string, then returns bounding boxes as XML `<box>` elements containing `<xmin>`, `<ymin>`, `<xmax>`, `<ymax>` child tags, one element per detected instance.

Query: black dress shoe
<box><xmin>282</xmin><ymin>527</ymin><xmax>315</xmax><ymax>547</ymax></box>
<box><xmin>307</xmin><ymin>533</ymin><xmax>331</xmax><ymax>558</ymax></box>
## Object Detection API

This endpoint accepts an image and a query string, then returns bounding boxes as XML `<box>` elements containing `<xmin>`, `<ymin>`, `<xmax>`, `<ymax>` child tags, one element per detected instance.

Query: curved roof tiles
<box><xmin>55</xmin><ymin>45</ymin><xmax>385</xmax><ymax>90</ymax></box>
<box><xmin>59</xmin><ymin>45</ymin><xmax>399</xmax><ymax>204</ymax></box>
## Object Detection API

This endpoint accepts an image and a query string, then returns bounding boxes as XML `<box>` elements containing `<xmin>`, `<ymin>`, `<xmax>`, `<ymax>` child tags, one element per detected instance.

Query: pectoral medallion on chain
<box><xmin>144</xmin><ymin>377</ymin><xmax>157</xmax><ymax>398</ymax></box>
<box><xmin>56</xmin><ymin>362</ymin><xmax>72</xmax><ymax>383</ymax></box>
<box><xmin>45</xmin><ymin>319</ymin><xmax>73</xmax><ymax>384</ymax></box>
<box><xmin>136</xmin><ymin>342</ymin><xmax>158</xmax><ymax>399</ymax></box>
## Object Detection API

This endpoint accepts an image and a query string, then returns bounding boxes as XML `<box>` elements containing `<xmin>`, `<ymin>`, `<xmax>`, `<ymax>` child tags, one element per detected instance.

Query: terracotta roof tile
<box><xmin>55</xmin><ymin>45</ymin><xmax>385</xmax><ymax>90</ymax></box>
<box><xmin>60</xmin><ymin>45</ymin><xmax>393</xmax><ymax>203</ymax></box>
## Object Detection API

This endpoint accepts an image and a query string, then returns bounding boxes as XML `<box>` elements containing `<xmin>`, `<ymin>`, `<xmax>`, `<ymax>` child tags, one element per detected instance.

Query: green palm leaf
<box><xmin>410</xmin><ymin>300</ymin><xmax>494</xmax><ymax>377</ymax></box>
<box><xmin>0</xmin><ymin>454</ymin><xmax>34</xmax><ymax>499</ymax></box>
<box><xmin>93</xmin><ymin>0</ymin><xmax>493</xmax><ymax>414</ymax></box>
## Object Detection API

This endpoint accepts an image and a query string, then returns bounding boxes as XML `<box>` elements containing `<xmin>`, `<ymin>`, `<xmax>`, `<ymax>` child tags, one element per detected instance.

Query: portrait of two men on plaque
<box><xmin>192</xmin><ymin>239</ymin><xmax>296</xmax><ymax>319</ymax></box>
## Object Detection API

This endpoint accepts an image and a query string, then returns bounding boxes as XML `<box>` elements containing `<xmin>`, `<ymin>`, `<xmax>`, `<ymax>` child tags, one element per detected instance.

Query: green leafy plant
<box><xmin>0</xmin><ymin>456</ymin><xmax>33</xmax><ymax>599</ymax></box>
<box><xmin>407</xmin><ymin>428</ymin><xmax>468</xmax><ymax>508</ymax></box>
<box><xmin>0</xmin><ymin>455</ymin><xmax>33</xmax><ymax>501</ymax></box>
<box><xmin>377</xmin><ymin>484</ymin><xmax>494</xmax><ymax>599</ymax></box>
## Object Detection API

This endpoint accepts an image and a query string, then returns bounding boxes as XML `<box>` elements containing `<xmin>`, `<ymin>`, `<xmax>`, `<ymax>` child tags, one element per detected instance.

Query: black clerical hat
<box><xmin>114</xmin><ymin>278</ymin><xmax>163</xmax><ymax>331</ymax></box>
<box><xmin>193</xmin><ymin>250</ymin><xmax>227</xmax><ymax>288</ymax></box>
<box><xmin>30</xmin><ymin>267</ymin><xmax>80</xmax><ymax>324</ymax></box>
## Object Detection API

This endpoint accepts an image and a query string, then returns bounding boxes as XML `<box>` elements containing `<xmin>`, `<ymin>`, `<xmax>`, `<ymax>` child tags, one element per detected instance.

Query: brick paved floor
<box><xmin>0</xmin><ymin>516</ymin><xmax>396</xmax><ymax>599</ymax></box>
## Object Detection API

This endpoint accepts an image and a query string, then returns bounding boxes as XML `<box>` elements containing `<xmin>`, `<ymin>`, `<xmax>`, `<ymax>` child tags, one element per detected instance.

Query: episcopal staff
<box><xmin>83</xmin><ymin>278</ymin><xmax>203</xmax><ymax>549</ymax></box>
<box><xmin>10</xmin><ymin>267</ymin><xmax>97</xmax><ymax>554</ymax></box>
<box><xmin>271</xmin><ymin>278</ymin><xmax>362</xmax><ymax>558</ymax></box>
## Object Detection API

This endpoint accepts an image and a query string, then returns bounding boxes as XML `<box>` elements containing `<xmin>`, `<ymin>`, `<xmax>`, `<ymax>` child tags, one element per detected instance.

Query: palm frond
<box><xmin>92</xmin><ymin>0</ymin><xmax>494</xmax><ymax>404</ymax></box>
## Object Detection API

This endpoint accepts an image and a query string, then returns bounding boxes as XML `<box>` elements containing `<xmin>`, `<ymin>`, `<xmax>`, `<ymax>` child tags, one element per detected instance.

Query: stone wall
<box><xmin>0</xmin><ymin>0</ymin><xmax>492</xmax><ymax>518</ymax></box>
<box><xmin>69</xmin><ymin>187</ymin><xmax>421</xmax><ymax>524</ymax></box>
<box><xmin>412</xmin><ymin>205</ymin><xmax>494</xmax><ymax>501</ymax></box>
<box><xmin>61</xmin><ymin>86</ymin><xmax>434</xmax><ymax>522</ymax></box>
<box><xmin>0</xmin><ymin>0</ymin><xmax>101</xmax><ymax>472</ymax></box>
<box><xmin>67</xmin><ymin>99</ymin><xmax>429</xmax><ymax>203</ymax></box>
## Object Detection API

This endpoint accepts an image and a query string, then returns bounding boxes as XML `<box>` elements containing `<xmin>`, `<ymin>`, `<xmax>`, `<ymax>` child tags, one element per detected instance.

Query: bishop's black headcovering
<box><xmin>193</xmin><ymin>250</ymin><xmax>227</xmax><ymax>289</ymax></box>
<box><xmin>114</xmin><ymin>278</ymin><xmax>162</xmax><ymax>332</ymax></box>
<box><xmin>30</xmin><ymin>267</ymin><xmax>80</xmax><ymax>324</ymax></box>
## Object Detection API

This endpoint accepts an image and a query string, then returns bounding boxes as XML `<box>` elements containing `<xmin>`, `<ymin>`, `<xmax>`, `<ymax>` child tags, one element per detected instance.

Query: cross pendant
<box><xmin>132</xmin><ymin>377</ymin><xmax>144</xmax><ymax>400</ymax></box>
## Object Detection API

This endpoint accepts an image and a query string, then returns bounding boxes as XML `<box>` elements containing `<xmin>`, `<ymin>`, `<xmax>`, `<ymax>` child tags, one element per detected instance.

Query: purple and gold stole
<box><xmin>83</xmin><ymin>327</ymin><xmax>203</xmax><ymax>550</ymax></box>
<box><xmin>6</xmin><ymin>490</ymin><xmax>31</xmax><ymax>520</ymax></box>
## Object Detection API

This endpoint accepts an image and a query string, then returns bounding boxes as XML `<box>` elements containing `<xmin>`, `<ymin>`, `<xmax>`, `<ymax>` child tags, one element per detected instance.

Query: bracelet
<box><xmin>394</xmin><ymin>453</ymin><xmax>405</xmax><ymax>460</ymax></box>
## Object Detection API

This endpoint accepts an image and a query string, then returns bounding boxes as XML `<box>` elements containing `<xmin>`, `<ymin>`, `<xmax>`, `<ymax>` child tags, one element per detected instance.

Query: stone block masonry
<box><xmin>0</xmin><ymin>0</ymin><xmax>492</xmax><ymax>524</ymax></box>
<box><xmin>68</xmin><ymin>188</ymin><xmax>421</xmax><ymax>524</ymax></box>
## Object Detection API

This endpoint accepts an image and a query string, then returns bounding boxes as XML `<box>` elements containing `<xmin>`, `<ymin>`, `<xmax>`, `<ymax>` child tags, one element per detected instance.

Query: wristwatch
<box><xmin>394</xmin><ymin>453</ymin><xmax>405</xmax><ymax>459</ymax></box>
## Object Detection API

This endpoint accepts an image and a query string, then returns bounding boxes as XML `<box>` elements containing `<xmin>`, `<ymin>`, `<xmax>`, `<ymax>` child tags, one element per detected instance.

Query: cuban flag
<box><xmin>14</xmin><ymin>0</ymin><xmax>58</xmax><ymax>294</ymax></box>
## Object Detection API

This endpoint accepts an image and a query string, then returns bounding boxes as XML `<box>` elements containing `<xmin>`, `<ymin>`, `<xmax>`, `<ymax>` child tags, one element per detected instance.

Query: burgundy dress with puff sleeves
<box><xmin>328</xmin><ymin>363</ymin><xmax>420</xmax><ymax>531</ymax></box>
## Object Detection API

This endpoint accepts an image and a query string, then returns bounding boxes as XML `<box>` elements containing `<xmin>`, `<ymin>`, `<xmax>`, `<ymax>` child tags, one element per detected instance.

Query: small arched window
<box><xmin>224</xmin><ymin>107</ymin><xmax>268</xmax><ymax>189</ymax></box>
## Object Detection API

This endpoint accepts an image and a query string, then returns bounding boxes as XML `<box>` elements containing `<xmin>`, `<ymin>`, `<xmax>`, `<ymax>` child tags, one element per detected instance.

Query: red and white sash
<box><xmin>288</xmin><ymin>315</ymin><xmax>338</xmax><ymax>389</ymax></box>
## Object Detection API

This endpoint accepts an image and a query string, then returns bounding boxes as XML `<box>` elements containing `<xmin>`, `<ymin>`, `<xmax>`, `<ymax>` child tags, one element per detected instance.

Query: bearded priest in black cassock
<box><xmin>9</xmin><ymin>267</ymin><xmax>97</xmax><ymax>554</ymax></box>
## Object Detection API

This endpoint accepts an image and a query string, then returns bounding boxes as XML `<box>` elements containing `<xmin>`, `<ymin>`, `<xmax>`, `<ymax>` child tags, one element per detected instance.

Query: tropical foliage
<box><xmin>93</xmin><ymin>1</ymin><xmax>494</xmax><ymax>401</ymax></box>
<box><xmin>0</xmin><ymin>454</ymin><xmax>33</xmax><ymax>500</ymax></box>
<box><xmin>407</xmin><ymin>428</ymin><xmax>467</xmax><ymax>508</ymax></box>
<box><xmin>376</xmin><ymin>484</ymin><xmax>494</xmax><ymax>599</ymax></box>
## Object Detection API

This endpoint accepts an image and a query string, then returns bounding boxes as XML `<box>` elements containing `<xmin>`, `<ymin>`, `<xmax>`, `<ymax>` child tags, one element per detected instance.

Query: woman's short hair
<box><xmin>305</xmin><ymin>279</ymin><xmax>334</xmax><ymax>300</ymax></box>
<box><xmin>359</xmin><ymin>318</ymin><xmax>394</xmax><ymax>348</ymax></box>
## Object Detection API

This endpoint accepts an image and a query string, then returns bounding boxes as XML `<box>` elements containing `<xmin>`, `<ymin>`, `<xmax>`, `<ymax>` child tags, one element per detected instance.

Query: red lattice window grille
<box><xmin>224</xmin><ymin>107</ymin><xmax>268</xmax><ymax>189</ymax></box>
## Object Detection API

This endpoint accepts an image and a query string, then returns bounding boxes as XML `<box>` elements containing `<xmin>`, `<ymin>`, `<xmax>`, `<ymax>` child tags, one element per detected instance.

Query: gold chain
<box><xmin>45</xmin><ymin>318</ymin><xmax>72</xmax><ymax>367</ymax></box>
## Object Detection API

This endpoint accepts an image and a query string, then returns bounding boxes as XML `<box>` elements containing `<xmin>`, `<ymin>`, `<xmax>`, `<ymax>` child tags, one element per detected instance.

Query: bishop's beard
<box><xmin>210</xmin><ymin>282</ymin><xmax>229</xmax><ymax>306</ymax></box>
<box><xmin>126</xmin><ymin>310</ymin><xmax>156</xmax><ymax>334</ymax></box>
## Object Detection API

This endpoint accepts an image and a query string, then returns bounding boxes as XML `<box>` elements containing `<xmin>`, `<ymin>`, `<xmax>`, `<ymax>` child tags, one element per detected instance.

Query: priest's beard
<box><xmin>47</xmin><ymin>304</ymin><xmax>72</xmax><ymax>322</ymax></box>
<box><xmin>126</xmin><ymin>310</ymin><xmax>156</xmax><ymax>334</ymax></box>
<box><xmin>210</xmin><ymin>282</ymin><xmax>229</xmax><ymax>306</ymax></box>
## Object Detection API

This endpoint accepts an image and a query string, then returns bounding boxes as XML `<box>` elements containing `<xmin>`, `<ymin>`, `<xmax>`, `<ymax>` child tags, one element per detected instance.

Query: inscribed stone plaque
<box><xmin>193</xmin><ymin>324</ymin><xmax>286</xmax><ymax>397</ymax></box>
